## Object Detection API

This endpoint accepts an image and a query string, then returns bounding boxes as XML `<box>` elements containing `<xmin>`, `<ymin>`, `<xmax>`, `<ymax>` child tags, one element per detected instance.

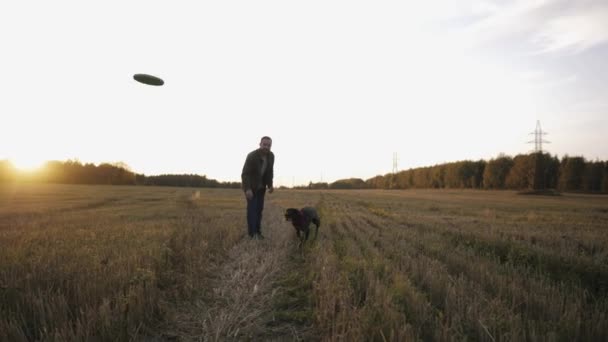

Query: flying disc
<box><xmin>133</xmin><ymin>73</ymin><xmax>164</xmax><ymax>86</ymax></box>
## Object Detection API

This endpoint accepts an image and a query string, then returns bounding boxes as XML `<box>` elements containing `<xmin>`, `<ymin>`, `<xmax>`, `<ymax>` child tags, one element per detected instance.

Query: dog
<box><xmin>284</xmin><ymin>207</ymin><xmax>321</xmax><ymax>242</ymax></box>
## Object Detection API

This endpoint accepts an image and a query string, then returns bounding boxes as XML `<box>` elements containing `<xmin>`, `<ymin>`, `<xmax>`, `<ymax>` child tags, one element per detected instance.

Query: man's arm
<box><xmin>267</xmin><ymin>153</ymin><xmax>274</xmax><ymax>191</ymax></box>
<box><xmin>241</xmin><ymin>153</ymin><xmax>253</xmax><ymax>192</ymax></box>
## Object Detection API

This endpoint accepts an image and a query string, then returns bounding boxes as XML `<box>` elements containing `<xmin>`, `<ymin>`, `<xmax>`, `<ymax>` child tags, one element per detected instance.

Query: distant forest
<box><xmin>301</xmin><ymin>153</ymin><xmax>608</xmax><ymax>193</ymax></box>
<box><xmin>1</xmin><ymin>153</ymin><xmax>607</xmax><ymax>193</ymax></box>
<box><xmin>0</xmin><ymin>160</ymin><xmax>240</xmax><ymax>189</ymax></box>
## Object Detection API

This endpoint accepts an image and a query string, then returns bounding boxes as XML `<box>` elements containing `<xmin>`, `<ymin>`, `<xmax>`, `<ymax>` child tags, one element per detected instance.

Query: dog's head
<box><xmin>284</xmin><ymin>208</ymin><xmax>300</xmax><ymax>222</ymax></box>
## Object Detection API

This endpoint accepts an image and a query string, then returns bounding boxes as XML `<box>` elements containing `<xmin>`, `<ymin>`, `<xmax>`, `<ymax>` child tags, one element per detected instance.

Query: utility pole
<box><xmin>392</xmin><ymin>152</ymin><xmax>398</xmax><ymax>174</ymax></box>
<box><xmin>527</xmin><ymin>120</ymin><xmax>550</xmax><ymax>190</ymax></box>
<box><xmin>528</xmin><ymin>120</ymin><xmax>550</xmax><ymax>153</ymax></box>
<box><xmin>390</xmin><ymin>152</ymin><xmax>399</xmax><ymax>189</ymax></box>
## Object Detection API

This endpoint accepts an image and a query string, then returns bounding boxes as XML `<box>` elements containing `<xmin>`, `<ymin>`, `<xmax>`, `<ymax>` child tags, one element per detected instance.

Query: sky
<box><xmin>1</xmin><ymin>0</ymin><xmax>607</xmax><ymax>187</ymax></box>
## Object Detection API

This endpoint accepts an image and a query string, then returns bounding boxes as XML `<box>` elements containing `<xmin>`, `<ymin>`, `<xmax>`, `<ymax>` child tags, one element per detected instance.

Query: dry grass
<box><xmin>161</xmin><ymin>203</ymin><xmax>313</xmax><ymax>341</ymax></box>
<box><xmin>1</xmin><ymin>184</ymin><xmax>607</xmax><ymax>341</ymax></box>
<box><xmin>0</xmin><ymin>184</ymin><xmax>245</xmax><ymax>341</ymax></box>
<box><xmin>299</xmin><ymin>189</ymin><xmax>608</xmax><ymax>341</ymax></box>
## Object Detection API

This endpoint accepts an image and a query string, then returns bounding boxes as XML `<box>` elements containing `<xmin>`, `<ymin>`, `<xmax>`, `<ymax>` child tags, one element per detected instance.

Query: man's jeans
<box><xmin>246</xmin><ymin>188</ymin><xmax>266</xmax><ymax>237</ymax></box>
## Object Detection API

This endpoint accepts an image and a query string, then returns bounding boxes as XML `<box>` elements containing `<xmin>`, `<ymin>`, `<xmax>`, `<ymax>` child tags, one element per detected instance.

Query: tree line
<box><xmin>363</xmin><ymin>153</ymin><xmax>607</xmax><ymax>192</ymax></box>
<box><xmin>298</xmin><ymin>153</ymin><xmax>607</xmax><ymax>193</ymax></box>
<box><xmin>0</xmin><ymin>160</ymin><xmax>240</xmax><ymax>188</ymax></box>
<box><xmin>2</xmin><ymin>153</ymin><xmax>607</xmax><ymax>192</ymax></box>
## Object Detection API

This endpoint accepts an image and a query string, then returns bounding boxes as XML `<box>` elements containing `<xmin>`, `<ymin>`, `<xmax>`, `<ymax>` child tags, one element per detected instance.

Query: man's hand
<box><xmin>245</xmin><ymin>189</ymin><xmax>253</xmax><ymax>200</ymax></box>
<box><xmin>268</xmin><ymin>186</ymin><xmax>274</xmax><ymax>194</ymax></box>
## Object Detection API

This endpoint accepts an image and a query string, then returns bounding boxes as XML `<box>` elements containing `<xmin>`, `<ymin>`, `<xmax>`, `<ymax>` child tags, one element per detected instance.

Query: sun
<box><xmin>9</xmin><ymin>157</ymin><xmax>45</xmax><ymax>172</ymax></box>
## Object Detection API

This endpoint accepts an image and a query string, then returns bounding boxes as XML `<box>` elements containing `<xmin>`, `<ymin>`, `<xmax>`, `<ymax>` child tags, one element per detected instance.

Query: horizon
<box><xmin>2</xmin><ymin>1</ymin><xmax>608</xmax><ymax>187</ymax></box>
<box><xmin>1</xmin><ymin>148</ymin><xmax>602</xmax><ymax>187</ymax></box>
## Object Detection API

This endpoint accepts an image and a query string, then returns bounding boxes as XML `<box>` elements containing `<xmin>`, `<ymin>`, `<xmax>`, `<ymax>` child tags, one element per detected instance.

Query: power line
<box><xmin>392</xmin><ymin>152</ymin><xmax>398</xmax><ymax>174</ymax></box>
<box><xmin>528</xmin><ymin>120</ymin><xmax>550</xmax><ymax>153</ymax></box>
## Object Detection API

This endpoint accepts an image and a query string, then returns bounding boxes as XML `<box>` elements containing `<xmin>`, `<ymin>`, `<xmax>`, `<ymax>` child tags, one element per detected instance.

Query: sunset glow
<box><xmin>9</xmin><ymin>157</ymin><xmax>44</xmax><ymax>172</ymax></box>
<box><xmin>1</xmin><ymin>1</ymin><xmax>607</xmax><ymax>186</ymax></box>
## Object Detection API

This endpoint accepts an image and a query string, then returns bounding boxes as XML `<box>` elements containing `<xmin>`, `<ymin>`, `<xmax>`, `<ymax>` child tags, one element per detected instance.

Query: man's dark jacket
<box><xmin>241</xmin><ymin>149</ymin><xmax>274</xmax><ymax>192</ymax></box>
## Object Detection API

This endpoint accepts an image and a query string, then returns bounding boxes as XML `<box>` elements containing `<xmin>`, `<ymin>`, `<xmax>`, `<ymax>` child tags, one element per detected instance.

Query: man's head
<box><xmin>259</xmin><ymin>136</ymin><xmax>272</xmax><ymax>154</ymax></box>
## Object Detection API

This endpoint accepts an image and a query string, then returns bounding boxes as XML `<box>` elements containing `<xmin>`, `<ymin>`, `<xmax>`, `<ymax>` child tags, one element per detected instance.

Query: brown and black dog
<box><xmin>284</xmin><ymin>207</ymin><xmax>321</xmax><ymax>242</ymax></box>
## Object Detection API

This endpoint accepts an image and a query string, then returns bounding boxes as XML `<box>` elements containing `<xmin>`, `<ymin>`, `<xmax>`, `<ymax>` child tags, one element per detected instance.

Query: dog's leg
<box><xmin>312</xmin><ymin>218</ymin><xmax>320</xmax><ymax>240</ymax></box>
<box><xmin>305</xmin><ymin>227</ymin><xmax>310</xmax><ymax>241</ymax></box>
<box><xmin>298</xmin><ymin>231</ymin><xmax>305</xmax><ymax>249</ymax></box>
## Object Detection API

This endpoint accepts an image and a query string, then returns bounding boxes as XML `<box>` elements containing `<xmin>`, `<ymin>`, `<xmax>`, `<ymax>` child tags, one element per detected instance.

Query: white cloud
<box><xmin>453</xmin><ymin>0</ymin><xmax>608</xmax><ymax>54</ymax></box>
<box><xmin>532</xmin><ymin>7</ymin><xmax>608</xmax><ymax>54</ymax></box>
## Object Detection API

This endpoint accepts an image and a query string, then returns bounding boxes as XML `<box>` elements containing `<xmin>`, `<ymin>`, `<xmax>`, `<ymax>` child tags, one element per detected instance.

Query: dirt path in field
<box><xmin>160</xmin><ymin>202</ymin><xmax>309</xmax><ymax>341</ymax></box>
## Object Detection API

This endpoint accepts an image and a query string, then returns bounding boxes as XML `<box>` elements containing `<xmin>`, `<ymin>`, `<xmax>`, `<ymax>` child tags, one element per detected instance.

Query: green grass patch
<box><xmin>270</xmin><ymin>253</ymin><xmax>314</xmax><ymax>327</ymax></box>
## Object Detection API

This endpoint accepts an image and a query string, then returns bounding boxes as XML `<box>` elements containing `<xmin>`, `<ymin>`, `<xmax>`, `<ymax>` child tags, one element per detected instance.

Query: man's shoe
<box><xmin>256</xmin><ymin>233</ymin><xmax>265</xmax><ymax>240</ymax></box>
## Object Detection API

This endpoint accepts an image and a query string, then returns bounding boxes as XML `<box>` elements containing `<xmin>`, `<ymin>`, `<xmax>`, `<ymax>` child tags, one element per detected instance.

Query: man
<box><xmin>241</xmin><ymin>136</ymin><xmax>274</xmax><ymax>239</ymax></box>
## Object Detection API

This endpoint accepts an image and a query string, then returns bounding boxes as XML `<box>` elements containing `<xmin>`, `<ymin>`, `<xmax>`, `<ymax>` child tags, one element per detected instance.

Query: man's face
<box><xmin>259</xmin><ymin>138</ymin><xmax>272</xmax><ymax>154</ymax></box>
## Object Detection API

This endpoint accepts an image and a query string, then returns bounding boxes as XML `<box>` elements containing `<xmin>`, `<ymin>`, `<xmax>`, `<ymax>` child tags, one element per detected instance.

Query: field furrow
<box><xmin>2</xmin><ymin>185</ymin><xmax>608</xmax><ymax>341</ymax></box>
